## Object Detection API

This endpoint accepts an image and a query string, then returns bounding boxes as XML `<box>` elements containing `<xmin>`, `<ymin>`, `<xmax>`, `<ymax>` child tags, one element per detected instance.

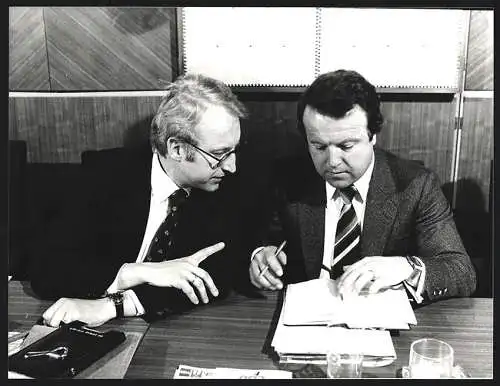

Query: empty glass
<box><xmin>406</xmin><ymin>338</ymin><xmax>454</xmax><ymax>378</ymax></box>
<box><xmin>326</xmin><ymin>352</ymin><xmax>363</xmax><ymax>378</ymax></box>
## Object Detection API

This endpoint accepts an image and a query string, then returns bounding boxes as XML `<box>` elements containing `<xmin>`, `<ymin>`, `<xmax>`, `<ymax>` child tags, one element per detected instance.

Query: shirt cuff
<box><xmin>250</xmin><ymin>247</ymin><xmax>265</xmax><ymax>261</ymax></box>
<box><xmin>106</xmin><ymin>264</ymin><xmax>145</xmax><ymax>316</ymax></box>
<box><xmin>124</xmin><ymin>289</ymin><xmax>145</xmax><ymax>316</ymax></box>
<box><xmin>403</xmin><ymin>256</ymin><xmax>426</xmax><ymax>304</ymax></box>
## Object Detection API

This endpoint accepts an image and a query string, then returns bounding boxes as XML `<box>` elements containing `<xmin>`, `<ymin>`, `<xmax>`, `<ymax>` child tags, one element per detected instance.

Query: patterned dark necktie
<box><xmin>330</xmin><ymin>185</ymin><xmax>361</xmax><ymax>279</ymax></box>
<box><xmin>144</xmin><ymin>188</ymin><xmax>188</xmax><ymax>262</ymax></box>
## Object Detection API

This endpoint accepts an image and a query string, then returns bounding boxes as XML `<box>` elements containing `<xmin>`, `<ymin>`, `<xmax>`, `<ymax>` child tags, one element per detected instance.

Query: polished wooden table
<box><xmin>8</xmin><ymin>281</ymin><xmax>149</xmax><ymax>336</ymax></box>
<box><xmin>9</xmin><ymin>281</ymin><xmax>493</xmax><ymax>378</ymax></box>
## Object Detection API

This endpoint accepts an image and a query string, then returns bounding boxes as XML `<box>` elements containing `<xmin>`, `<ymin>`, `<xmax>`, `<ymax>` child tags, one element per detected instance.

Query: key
<box><xmin>24</xmin><ymin>346</ymin><xmax>68</xmax><ymax>360</ymax></box>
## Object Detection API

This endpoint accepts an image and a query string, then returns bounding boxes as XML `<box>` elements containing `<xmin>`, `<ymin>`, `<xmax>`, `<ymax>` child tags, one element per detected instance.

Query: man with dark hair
<box><xmin>249</xmin><ymin>69</ymin><xmax>476</xmax><ymax>304</ymax></box>
<box><xmin>30</xmin><ymin>73</ymin><xmax>248</xmax><ymax>326</ymax></box>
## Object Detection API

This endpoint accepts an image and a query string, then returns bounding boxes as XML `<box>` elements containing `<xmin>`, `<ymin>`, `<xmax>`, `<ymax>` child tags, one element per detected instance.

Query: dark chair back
<box><xmin>8</xmin><ymin>140</ymin><xmax>27</xmax><ymax>278</ymax></box>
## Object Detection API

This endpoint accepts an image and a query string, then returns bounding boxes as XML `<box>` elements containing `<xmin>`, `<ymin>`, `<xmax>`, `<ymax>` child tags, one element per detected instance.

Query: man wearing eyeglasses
<box><xmin>29</xmin><ymin>74</ymin><xmax>248</xmax><ymax>327</ymax></box>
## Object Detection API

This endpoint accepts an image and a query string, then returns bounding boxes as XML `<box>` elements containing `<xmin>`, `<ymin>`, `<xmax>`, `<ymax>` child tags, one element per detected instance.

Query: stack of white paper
<box><xmin>271</xmin><ymin>278</ymin><xmax>417</xmax><ymax>364</ymax></box>
<box><xmin>272</xmin><ymin>308</ymin><xmax>397</xmax><ymax>364</ymax></box>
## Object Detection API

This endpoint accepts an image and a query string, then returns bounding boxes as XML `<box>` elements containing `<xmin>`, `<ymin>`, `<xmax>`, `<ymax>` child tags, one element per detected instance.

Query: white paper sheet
<box><xmin>282</xmin><ymin>278</ymin><xmax>416</xmax><ymax>329</ymax></box>
<box><xmin>174</xmin><ymin>365</ymin><xmax>292</xmax><ymax>379</ymax></box>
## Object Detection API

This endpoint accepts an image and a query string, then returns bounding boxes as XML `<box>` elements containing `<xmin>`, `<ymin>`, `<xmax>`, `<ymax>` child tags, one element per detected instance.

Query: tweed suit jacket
<box><xmin>276</xmin><ymin>147</ymin><xmax>476</xmax><ymax>301</ymax></box>
<box><xmin>29</xmin><ymin>146</ymin><xmax>242</xmax><ymax>320</ymax></box>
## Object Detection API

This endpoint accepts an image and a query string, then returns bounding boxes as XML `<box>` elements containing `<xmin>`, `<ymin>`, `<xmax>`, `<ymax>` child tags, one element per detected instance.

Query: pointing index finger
<box><xmin>191</xmin><ymin>242</ymin><xmax>225</xmax><ymax>265</ymax></box>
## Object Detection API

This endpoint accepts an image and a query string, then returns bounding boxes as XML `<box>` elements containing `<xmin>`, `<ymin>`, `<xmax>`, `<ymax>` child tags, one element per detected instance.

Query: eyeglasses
<box><xmin>184</xmin><ymin>141</ymin><xmax>239</xmax><ymax>170</ymax></box>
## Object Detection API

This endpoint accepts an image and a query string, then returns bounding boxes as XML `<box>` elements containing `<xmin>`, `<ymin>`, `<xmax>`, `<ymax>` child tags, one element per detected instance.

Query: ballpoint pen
<box><xmin>258</xmin><ymin>240</ymin><xmax>287</xmax><ymax>279</ymax></box>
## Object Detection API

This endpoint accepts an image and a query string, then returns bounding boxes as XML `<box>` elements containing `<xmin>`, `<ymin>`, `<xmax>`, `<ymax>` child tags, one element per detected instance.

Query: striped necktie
<box><xmin>144</xmin><ymin>188</ymin><xmax>188</xmax><ymax>262</ymax></box>
<box><xmin>330</xmin><ymin>185</ymin><xmax>361</xmax><ymax>279</ymax></box>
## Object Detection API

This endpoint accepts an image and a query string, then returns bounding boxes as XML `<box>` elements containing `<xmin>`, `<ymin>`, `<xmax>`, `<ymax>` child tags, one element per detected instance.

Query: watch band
<box><xmin>108</xmin><ymin>292</ymin><xmax>124</xmax><ymax>318</ymax></box>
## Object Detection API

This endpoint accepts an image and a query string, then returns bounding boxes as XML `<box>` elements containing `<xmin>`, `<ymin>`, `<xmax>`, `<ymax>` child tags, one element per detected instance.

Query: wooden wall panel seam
<box><xmin>41</xmin><ymin>8</ymin><xmax>52</xmax><ymax>91</ymax></box>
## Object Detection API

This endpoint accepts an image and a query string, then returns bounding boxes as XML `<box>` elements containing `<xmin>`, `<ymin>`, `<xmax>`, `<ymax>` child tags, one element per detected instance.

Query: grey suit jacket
<box><xmin>276</xmin><ymin>147</ymin><xmax>476</xmax><ymax>302</ymax></box>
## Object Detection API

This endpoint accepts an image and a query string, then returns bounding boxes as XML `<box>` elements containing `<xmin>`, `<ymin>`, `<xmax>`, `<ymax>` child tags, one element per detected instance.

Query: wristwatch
<box><xmin>107</xmin><ymin>292</ymin><xmax>124</xmax><ymax>318</ymax></box>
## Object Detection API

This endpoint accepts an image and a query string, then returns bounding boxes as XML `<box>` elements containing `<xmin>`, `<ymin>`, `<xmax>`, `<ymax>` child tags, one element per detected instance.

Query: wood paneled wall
<box><xmin>9</xmin><ymin>96</ymin><xmax>161</xmax><ymax>163</ymax></box>
<box><xmin>9</xmin><ymin>7</ymin><xmax>176</xmax><ymax>91</ymax></box>
<box><xmin>9</xmin><ymin>96</ymin><xmax>457</xmax><ymax>188</ymax></box>
<box><xmin>465</xmin><ymin>10</ymin><xmax>493</xmax><ymax>91</ymax></box>
<box><xmin>9</xmin><ymin>8</ymin><xmax>50</xmax><ymax>91</ymax></box>
<box><xmin>378</xmin><ymin>101</ymin><xmax>456</xmax><ymax>185</ymax></box>
<box><xmin>10</xmin><ymin>8</ymin><xmax>493</xmax><ymax>93</ymax></box>
<box><xmin>456</xmin><ymin>98</ymin><xmax>493</xmax><ymax>213</ymax></box>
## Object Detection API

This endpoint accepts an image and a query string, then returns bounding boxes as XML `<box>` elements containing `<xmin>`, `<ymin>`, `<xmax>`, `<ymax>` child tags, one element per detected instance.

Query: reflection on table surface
<box><xmin>8</xmin><ymin>280</ymin><xmax>492</xmax><ymax>379</ymax></box>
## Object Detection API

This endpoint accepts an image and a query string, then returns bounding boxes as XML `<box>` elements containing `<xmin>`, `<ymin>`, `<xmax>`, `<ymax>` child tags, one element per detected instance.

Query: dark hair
<box><xmin>297</xmin><ymin>70</ymin><xmax>383</xmax><ymax>140</ymax></box>
<box><xmin>151</xmin><ymin>73</ymin><xmax>247</xmax><ymax>158</ymax></box>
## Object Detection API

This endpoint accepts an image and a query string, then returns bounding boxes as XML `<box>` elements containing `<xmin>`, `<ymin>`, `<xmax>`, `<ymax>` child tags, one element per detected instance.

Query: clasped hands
<box><xmin>250</xmin><ymin>246</ymin><xmax>414</xmax><ymax>297</ymax></box>
<box><xmin>42</xmin><ymin>242</ymin><xmax>225</xmax><ymax>327</ymax></box>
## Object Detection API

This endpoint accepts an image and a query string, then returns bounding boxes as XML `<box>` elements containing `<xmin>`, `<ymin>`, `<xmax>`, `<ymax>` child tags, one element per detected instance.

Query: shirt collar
<box><xmin>151</xmin><ymin>152</ymin><xmax>184</xmax><ymax>203</ymax></box>
<box><xmin>325</xmin><ymin>150</ymin><xmax>375</xmax><ymax>204</ymax></box>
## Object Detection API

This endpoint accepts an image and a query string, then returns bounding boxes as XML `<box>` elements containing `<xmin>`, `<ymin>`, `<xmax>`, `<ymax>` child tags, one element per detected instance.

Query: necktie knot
<box><xmin>169</xmin><ymin>189</ymin><xmax>188</xmax><ymax>211</ymax></box>
<box><xmin>340</xmin><ymin>185</ymin><xmax>357</xmax><ymax>203</ymax></box>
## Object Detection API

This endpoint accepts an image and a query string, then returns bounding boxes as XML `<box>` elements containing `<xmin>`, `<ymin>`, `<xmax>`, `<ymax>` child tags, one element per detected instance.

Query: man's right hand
<box><xmin>138</xmin><ymin>242</ymin><xmax>225</xmax><ymax>305</ymax></box>
<box><xmin>249</xmin><ymin>246</ymin><xmax>287</xmax><ymax>290</ymax></box>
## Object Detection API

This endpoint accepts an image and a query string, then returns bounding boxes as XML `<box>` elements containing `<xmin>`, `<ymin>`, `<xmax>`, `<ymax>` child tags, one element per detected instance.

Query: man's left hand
<box><xmin>337</xmin><ymin>256</ymin><xmax>413</xmax><ymax>297</ymax></box>
<box><xmin>42</xmin><ymin>297</ymin><xmax>116</xmax><ymax>328</ymax></box>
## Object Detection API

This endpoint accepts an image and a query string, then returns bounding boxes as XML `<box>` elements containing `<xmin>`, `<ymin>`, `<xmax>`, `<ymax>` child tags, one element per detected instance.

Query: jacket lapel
<box><xmin>361</xmin><ymin>149</ymin><xmax>398</xmax><ymax>256</ymax></box>
<box><xmin>296</xmin><ymin>174</ymin><xmax>326</xmax><ymax>279</ymax></box>
<box><xmin>127</xmin><ymin>148</ymin><xmax>153</xmax><ymax>249</ymax></box>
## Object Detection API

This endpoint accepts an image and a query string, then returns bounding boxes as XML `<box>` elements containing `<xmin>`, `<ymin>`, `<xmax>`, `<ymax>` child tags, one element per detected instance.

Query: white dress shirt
<box><xmin>318</xmin><ymin>153</ymin><xmax>425</xmax><ymax>302</ymax></box>
<box><xmin>319</xmin><ymin>155</ymin><xmax>374</xmax><ymax>278</ymax></box>
<box><xmin>106</xmin><ymin>152</ymin><xmax>186</xmax><ymax>315</ymax></box>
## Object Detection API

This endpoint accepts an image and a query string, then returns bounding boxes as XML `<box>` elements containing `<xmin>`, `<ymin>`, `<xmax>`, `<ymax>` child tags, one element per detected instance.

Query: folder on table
<box><xmin>8</xmin><ymin>321</ymin><xmax>126</xmax><ymax>378</ymax></box>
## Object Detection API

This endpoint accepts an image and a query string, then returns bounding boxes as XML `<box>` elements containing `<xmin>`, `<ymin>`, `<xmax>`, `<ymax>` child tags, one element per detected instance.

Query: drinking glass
<box><xmin>326</xmin><ymin>352</ymin><xmax>363</xmax><ymax>378</ymax></box>
<box><xmin>407</xmin><ymin>338</ymin><xmax>454</xmax><ymax>378</ymax></box>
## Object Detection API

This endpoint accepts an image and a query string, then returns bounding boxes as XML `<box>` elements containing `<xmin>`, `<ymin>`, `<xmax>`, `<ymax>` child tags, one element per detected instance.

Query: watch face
<box><xmin>109</xmin><ymin>293</ymin><xmax>124</xmax><ymax>318</ymax></box>
<box><xmin>110</xmin><ymin>293</ymin><xmax>123</xmax><ymax>304</ymax></box>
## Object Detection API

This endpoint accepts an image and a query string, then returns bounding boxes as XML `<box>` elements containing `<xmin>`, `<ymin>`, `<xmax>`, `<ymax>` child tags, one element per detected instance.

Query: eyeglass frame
<box><xmin>183</xmin><ymin>140</ymin><xmax>239</xmax><ymax>170</ymax></box>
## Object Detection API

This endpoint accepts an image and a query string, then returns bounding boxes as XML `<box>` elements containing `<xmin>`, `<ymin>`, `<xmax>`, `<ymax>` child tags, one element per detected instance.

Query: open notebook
<box><xmin>282</xmin><ymin>278</ymin><xmax>417</xmax><ymax>329</ymax></box>
<box><xmin>270</xmin><ymin>278</ymin><xmax>415</xmax><ymax>365</ymax></box>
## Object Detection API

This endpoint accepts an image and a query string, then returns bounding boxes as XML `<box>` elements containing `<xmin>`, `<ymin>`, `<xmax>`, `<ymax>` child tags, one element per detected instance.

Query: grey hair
<box><xmin>151</xmin><ymin>73</ymin><xmax>247</xmax><ymax>159</ymax></box>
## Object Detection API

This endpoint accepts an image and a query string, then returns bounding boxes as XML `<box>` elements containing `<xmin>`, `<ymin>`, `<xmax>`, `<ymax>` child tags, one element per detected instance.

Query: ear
<box><xmin>166</xmin><ymin>137</ymin><xmax>185</xmax><ymax>161</ymax></box>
